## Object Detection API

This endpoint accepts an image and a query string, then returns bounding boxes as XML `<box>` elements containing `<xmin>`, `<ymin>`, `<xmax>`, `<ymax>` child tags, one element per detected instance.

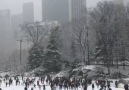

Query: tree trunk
<box><xmin>123</xmin><ymin>63</ymin><xmax>125</xmax><ymax>69</ymax></box>
<box><xmin>117</xmin><ymin>59</ymin><xmax>118</xmax><ymax>68</ymax></box>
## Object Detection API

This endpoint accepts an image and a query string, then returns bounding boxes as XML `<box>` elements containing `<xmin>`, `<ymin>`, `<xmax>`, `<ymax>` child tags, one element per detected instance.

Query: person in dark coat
<box><xmin>84</xmin><ymin>80</ymin><xmax>87</xmax><ymax>90</ymax></box>
<box><xmin>84</xmin><ymin>84</ymin><xmax>87</xmax><ymax>90</ymax></box>
<box><xmin>31</xmin><ymin>87</ymin><xmax>33</xmax><ymax>90</ymax></box>
<box><xmin>43</xmin><ymin>85</ymin><xmax>46</xmax><ymax>90</ymax></box>
<box><xmin>0</xmin><ymin>88</ymin><xmax>2</xmax><ymax>90</ymax></box>
<box><xmin>107</xmin><ymin>81</ymin><xmax>110</xmax><ymax>89</ymax></box>
<box><xmin>109</xmin><ymin>88</ymin><xmax>112</xmax><ymax>90</ymax></box>
<box><xmin>24</xmin><ymin>87</ymin><xmax>27</xmax><ymax>90</ymax></box>
<box><xmin>92</xmin><ymin>84</ymin><xmax>94</xmax><ymax>90</ymax></box>
<box><xmin>115</xmin><ymin>81</ymin><xmax>118</xmax><ymax>88</ymax></box>
<box><xmin>99</xmin><ymin>88</ymin><xmax>103</xmax><ymax>90</ymax></box>
<box><xmin>124</xmin><ymin>84</ymin><xmax>128</xmax><ymax>90</ymax></box>
<box><xmin>37</xmin><ymin>80</ymin><xmax>39</xmax><ymax>86</ymax></box>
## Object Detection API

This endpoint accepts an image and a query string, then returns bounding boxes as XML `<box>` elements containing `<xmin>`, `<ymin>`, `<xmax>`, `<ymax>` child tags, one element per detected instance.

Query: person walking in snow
<box><xmin>96</xmin><ymin>81</ymin><xmax>99</xmax><ymax>88</ymax></box>
<box><xmin>43</xmin><ymin>84</ymin><xmax>46</xmax><ymax>90</ymax></box>
<box><xmin>115</xmin><ymin>81</ymin><xmax>118</xmax><ymax>88</ymax></box>
<box><xmin>84</xmin><ymin>83</ymin><xmax>87</xmax><ymax>90</ymax></box>
<box><xmin>92</xmin><ymin>83</ymin><xmax>94</xmax><ymax>90</ymax></box>
<box><xmin>124</xmin><ymin>84</ymin><xmax>128</xmax><ymax>90</ymax></box>
<box><xmin>84</xmin><ymin>80</ymin><xmax>87</xmax><ymax>90</ymax></box>
<box><xmin>38</xmin><ymin>84</ymin><xmax>41</xmax><ymax>90</ymax></box>
<box><xmin>31</xmin><ymin>87</ymin><xmax>33</xmax><ymax>90</ymax></box>
<box><xmin>37</xmin><ymin>80</ymin><xmax>39</xmax><ymax>86</ymax></box>
<box><xmin>107</xmin><ymin>81</ymin><xmax>110</xmax><ymax>89</ymax></box>
<box><xmin>0</xmin><ymin>80</ymin><xmax>2</xmax><ymax>87</ymax></box>
<box><xmin>9</xmin><ymin>78</ymin><xmax>12</xmax><ymax>86</ymax></box>
<box><xmin>109</xmin><ymin>87</ymin><xmax>112</xmax><ymax>90</ymax></box>
<box><xmin>24</xmin><ymin>86</ymin><xmax>28</xmax><ymax>90</ymax></box>
<box><xmin>5</xmin><ymin>79</ymin><xmax>9</xmax><ymax>87</ymax></box>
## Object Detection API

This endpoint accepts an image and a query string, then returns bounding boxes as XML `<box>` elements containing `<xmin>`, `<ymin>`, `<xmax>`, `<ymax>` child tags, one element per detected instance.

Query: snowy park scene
<box><xmin>1</xmin><ymin>0</ymin><xmax>129</xmax><ymax>90</ymax></box>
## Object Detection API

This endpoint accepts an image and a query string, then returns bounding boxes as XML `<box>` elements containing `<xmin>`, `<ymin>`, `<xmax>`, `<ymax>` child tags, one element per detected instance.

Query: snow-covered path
<box><xmin>0</xmin><ymin>83</ymin><xmax>124</xmax><ymax>90</ymax></box>
<box><xmin>0</xmin><ymin>78</ymin><xmax>125</xmax><ymax>90</ymax></box>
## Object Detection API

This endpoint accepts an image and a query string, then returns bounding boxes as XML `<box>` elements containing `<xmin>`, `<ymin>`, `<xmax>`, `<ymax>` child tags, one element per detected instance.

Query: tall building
<box><xmin>23</xmin><ymin>2</ymin><xmax>34</xmax><ymax>23</ymax></box>
<box><xmin>114</xmin><ymin>0</ymin><xmax>124</xmax><ymax>6</ymax></box>
<box><xmin>69</xmin><ymin>0</ymin><xmax>86</xmax><ymax>21</ymax></box>
<box><xmin>0</xmin><ymin>9</ymin><xmax>10</xmax><ymax>32</ymax></box>
<box><xmin>0</xmin><ymin>9</ymin><xmax>14</xmax><ymax>61</ymax></box>
<box><xmin>42</xmin><ymin>0</ymin><xmax>69</xmax><ymax>24</ymax></box>
<box><xmin>11</xmin><ymin>14</ymin><xmax>23</xmax><ymax>39</ymax></box>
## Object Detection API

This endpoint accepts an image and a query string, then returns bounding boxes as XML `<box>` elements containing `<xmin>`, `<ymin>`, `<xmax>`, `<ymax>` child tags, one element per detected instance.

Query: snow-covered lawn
<box><xmin>0</xmin><ymin>80</ymin><xmax>125</xmax><ymax>90</ymax></box>
<box><xmin>0</xmin><ymin>84</ymin><xmax>124</xmax><ymax>90</ymax></box>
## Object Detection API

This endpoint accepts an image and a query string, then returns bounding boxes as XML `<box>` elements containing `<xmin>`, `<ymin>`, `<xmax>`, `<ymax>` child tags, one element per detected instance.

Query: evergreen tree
<box><xmin>27</xmin><ymin>43</ymin><xmax>44</xmax><ymax>71</ymax></box>
<box><xmin>43</xmin><ymin>27</ymin><xmax>62</xmax><ymax>72</ymax></box>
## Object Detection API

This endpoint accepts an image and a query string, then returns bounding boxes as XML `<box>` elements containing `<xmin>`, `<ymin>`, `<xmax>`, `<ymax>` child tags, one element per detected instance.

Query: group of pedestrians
<box><xmin>0</xmin><ymin>75</ymin><xmax>129</xmax><ymax>90</ymax></box>
<box><xmin>49</xmin><ymin>77</ymin><xmax>113</xmax><ymax>90</ymax></box>
<box><xmin>6</xmin><ymin>76</ymin><xmax>119</xmax><ymax>90</ymax></box>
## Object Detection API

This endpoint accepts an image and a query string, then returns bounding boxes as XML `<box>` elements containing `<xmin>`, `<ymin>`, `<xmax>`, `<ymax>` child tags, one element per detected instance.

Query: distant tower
<box><xmin>0</xmin><ymin>9</ymin><xmax>14</xmax><ymax>61</ymax></box>
<box><xmin>42</xmin><ymin>0</ymin><xmax>69</xmax><ymax>24</ymax></box>
<box><xmin>114</xmin><ymin>0</ymin><xmax>124</xmax><ymax>6</ymax></box>
<box><xmin>69</xmin><ymin>0</ymin><xmax>86</xmax><ymax>21</ymax></box>
<box><xmin>23</xmin><ymin>2</ymin><xmax>34</xmax><ymax>23</ymax></box>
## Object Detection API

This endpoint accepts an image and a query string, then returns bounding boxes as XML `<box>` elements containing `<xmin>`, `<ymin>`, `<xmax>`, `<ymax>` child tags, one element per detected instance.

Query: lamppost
<box><xmin>17</xmin><ymin>39</ymin><xmax>22</xmax><ymax>74</ymax></box>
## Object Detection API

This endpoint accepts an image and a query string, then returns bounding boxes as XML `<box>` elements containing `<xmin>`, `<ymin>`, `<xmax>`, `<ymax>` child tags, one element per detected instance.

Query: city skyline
<box><xmin>0</xmin><ymin>0</ymin><xmax>103</xmax><ymax>21</ymax></box>
<box><xmin>42</xmin><ymin>0</ymin><xmax>69</xmax><ymax>24</ymax></box>
<box><xmin>23</xmin><ymin>2</ymin><xmax>34</xmax><ymax>23</ymax></box>
<box><xmin>69</xmin><ymin>0</ymin><xmax>86</xmax><ymax>21</ymax></box>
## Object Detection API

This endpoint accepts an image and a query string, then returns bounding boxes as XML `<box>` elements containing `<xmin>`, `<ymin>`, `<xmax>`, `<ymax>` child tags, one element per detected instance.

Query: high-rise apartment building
<box><xmin>69</xmin><ymin>0</ymin><xmax>86</xmax><ymax>21</ymax></box>
<box><xmin>0</xmin><ymin>9</ymin><xmax>14</xmax><ymax>61</ymax></box>
<box><xmin>23</xmin><ymin>2</ymin><xmax>34</xmax><ymax>23</ymax></box>
<box><xmin>114</xmin><ymin>0</ymin><xmax>124</xmax><ymax>6</ymax></box>
<box><xmin>11</xmin><ymin>14</ymin><xmax>23</xmax><ymax>39</ymax></box>
<box><xmin>0</xmin><ymin>9</ymin><xmax>10</xmax><ymax>32</ymax></box>
<box><xmin>42</xmin><ymin>0</ymin><xmax>69</xmax><ymax>24</ymax></box>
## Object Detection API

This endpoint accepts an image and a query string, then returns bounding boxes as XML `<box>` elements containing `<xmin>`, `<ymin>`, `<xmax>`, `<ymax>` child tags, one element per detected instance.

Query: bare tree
<box><xmin>90</xmin><ymin>1</ymin><xmax>124</xmax><ymax>74</ymax></box>
<box><xmin>70</xmin><ymin>16</ymin><xmax>90</xmax><ymax>65</ymax></box>
<box><xmin>21</xmin><ymin>22</ymin><xmax>50</xmax><ymax>44</ymax></box>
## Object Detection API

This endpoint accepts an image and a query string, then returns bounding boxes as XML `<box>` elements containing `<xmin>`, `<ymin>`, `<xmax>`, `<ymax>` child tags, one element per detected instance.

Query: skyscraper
<box><xmin>69</xmin><ymin>0</ymin><xmax>86</xmax><ymax>21</ymax></box>
<box><xmin>11</xmin><ymin>14</ymin><xmax>23</xmax><ymax>39</ymax></box>
<box><xmin>42</xmin><ymin>0</ymin><xmax>69</xmax><ymax>24</ymax></box>
<box><xmin>0</xmin><ymin>9</ymin><xmax>10</xmax><ymax>32</ymax></box>
<box><xmin>23</xmin><ymin>2</ymin><xmax>34</xmax><ymax>23</ymax></box>
<box><xmin>0</xmin><ymin>9</ymin><xmax>14</xmax><ymax>61</ymax></box>
<box><xmin>114</xmin><ymin>0</ymin><xmax>124</xmax><ymax>6</ymax></box>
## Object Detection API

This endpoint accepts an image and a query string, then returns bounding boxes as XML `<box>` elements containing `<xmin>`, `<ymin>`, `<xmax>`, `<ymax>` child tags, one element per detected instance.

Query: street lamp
<box><xmin>17</xmin><ymin>39</ymin><xmax>22</xmax><ymax>65</ymax></box>
<box><xmin>17</xmin><ymin>39</ymin><xmax>22</xmax><ymax>74</ymax></box>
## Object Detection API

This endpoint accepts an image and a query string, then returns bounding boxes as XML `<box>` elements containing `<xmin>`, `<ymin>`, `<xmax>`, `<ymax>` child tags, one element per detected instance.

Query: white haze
<box><xmin>1</xmin><ymin>0</ymin><xmax>129</xmax><ymax>69</ymax></box>
<box><xmin>0</xmin><ymin>0</ymin><xmax>104</xmax><ymax>21</ymax></box>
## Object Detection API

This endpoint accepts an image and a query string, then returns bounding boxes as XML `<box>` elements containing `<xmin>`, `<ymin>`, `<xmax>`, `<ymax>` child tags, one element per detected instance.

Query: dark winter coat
<box><xmin>109</xmin><ymin>88</ymin><xmax>112</xmax><ymax>90</ymax></box>
<box><xmin>31</xmin><ymin>88</ymin><xmax>33</xmax><ymax>90</ymax></box>
<box><xmin>24</xmin><ymin>87</ymin><xmax>27</xmax><ymax>90</ymax></box>
<box><xmin>84</xmin><ymin>84</ymin><xmax>87</xmax><ymax>90</ymax></box>
<box><xmin>124</xmin><ymin>84</ymin><xmax>128</xmax><ymax>90</ymax></box>
<box><xmin>92</xmin><ymin>84</ymin><xmax>94</xmax><ymax>88</ymax></box>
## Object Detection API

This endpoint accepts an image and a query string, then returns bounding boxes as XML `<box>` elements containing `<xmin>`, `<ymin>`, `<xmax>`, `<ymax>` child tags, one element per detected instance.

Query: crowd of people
<box><xmin>0</xmin><ymin>75</ymin><xmax>128</xmax><ymax>90</ymax></box>
<box><xmin>50</xmin><ymin>77</ymin><xmax>114</xmax><ymax>90</ymax></box>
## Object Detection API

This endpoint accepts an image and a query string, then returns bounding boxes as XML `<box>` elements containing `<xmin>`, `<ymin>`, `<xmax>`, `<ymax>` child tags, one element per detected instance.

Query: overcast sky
<box><xmin>0</xmin><ymin>0</ymin><xmax>107</xmax><ymax>21</ymax></box>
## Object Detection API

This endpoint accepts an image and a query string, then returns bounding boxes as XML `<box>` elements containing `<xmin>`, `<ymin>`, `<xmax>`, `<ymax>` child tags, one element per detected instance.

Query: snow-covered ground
<box><xmin>0</xmin><ymin>78</ymin><xmax>125</xmax><ymax>90</ymax></box>
<box><xmin>0</xmin><ymin>84</ymin><xmax>124</xmax><ymax>90</ymax></box>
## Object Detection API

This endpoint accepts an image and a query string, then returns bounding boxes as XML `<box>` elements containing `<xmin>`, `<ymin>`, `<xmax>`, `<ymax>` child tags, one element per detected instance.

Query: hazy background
<box><xmin>0</xmin><ymin>0</ymin><xmax>129</xmax><ymax>71</ymax></box>
<box><xmin>0</xmin><ymin>0</ymin><xmax>103</xmax><ymax>21</ymax></box>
